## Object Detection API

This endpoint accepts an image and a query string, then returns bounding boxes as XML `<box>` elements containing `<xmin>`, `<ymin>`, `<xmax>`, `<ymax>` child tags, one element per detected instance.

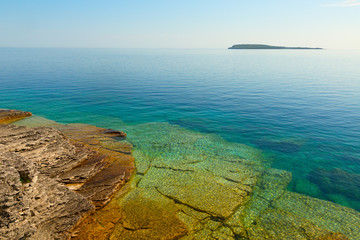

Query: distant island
<box><xmin>228</xmin><ymin>44</ymin><xmax>323</xmax><ymax>50</ymax></box>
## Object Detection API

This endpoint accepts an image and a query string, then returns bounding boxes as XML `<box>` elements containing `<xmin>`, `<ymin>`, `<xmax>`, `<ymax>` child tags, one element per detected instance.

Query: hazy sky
<box><xmin>1</xmin><ymin>0</ymin><xmax>359</xmax><ymax>49</ymax></box>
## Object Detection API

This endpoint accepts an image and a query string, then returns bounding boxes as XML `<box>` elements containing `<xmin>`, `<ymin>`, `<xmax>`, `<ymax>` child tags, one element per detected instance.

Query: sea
<box><xmin>1</xmin><ymin>48</ymin><xmax>359</xmax><ymax>211</ymax></box>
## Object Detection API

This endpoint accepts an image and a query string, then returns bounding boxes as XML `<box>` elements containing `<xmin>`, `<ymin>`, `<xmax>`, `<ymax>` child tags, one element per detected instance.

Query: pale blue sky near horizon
<box><xmin>0</xmin><ymin>0</ymin><xmax>359</xmax><ymax>49</ymax></box>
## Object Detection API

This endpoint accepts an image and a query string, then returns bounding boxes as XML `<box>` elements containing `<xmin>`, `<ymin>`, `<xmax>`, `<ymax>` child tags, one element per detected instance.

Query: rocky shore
<box><xmin>1</xmin><ymin>109</ymin><xmax>360</xmax><ymax>240</ymax></box>
<box><xmin>0</xmin><ymin>109</ymin><xmax>32</xmax><ymax>124</ymax></box>
<box><xmin>0</xmin><ymin>110</ymin><xmax>134</xmax><ymax>239</ymax></box>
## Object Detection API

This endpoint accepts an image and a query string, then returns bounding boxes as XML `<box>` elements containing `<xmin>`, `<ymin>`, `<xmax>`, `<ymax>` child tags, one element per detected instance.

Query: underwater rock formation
<box><xmin>70</xmin><ymin>122</ymin><xmax>360</xmax><ymax>240</ymax></box>
<box><xmin>308</xmin><ymin>168</ymin><xmax>360</xmax><ymax>201</ymax></box>
<box><xmin>103</xmin><ymin>129</ymin><xmax>127</xmax><ymax>137</ymax></box>
<box><xmin>0</xmin><ymin>118</ymin><xmax>134</xmax><ymax>239</ymax></box>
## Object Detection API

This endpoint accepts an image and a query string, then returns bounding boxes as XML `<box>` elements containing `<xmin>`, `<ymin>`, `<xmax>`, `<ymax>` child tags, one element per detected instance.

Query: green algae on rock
<box><xmin>111</xmin><ymin>188</ymin><xmax>188</xmax><ymax>240</ymax></box>
<box><xmin>104</xmin><ymin>122</ymin><xmax>359</xmax><ymax>239</ymax></box>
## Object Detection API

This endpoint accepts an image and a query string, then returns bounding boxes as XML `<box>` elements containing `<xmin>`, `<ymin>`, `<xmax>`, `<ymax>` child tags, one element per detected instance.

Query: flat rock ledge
<box><xmin>0</xmin><ymin>116</ymin><xmax>134</xmax><ymax>239</ymax></box>
<box><xmin>0</xmin><ymin>109</ymin><xmax>32</xmax><ymax>124</ymax></box>
<box><xmin>71</xmin><ymin>122</ymin><xmax>360</xmax><ymax>240</ymax></box>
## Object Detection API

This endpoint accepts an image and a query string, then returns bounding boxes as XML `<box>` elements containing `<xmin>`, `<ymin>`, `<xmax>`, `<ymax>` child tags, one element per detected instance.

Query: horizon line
<box><xmin>0</xmin><ymin>46</ymin><xmax>359</xmax><ymax>50</ymax></box>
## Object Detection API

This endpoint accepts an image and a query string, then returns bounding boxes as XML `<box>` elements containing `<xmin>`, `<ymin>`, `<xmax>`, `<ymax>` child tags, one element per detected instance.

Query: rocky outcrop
<box><xmin>0</xmin><ymin>109</ymin><xmax>32</xmax><ymax>124</ymax></box>
<box><xmin>0</xmin><ymin>120</ymin><xmax>134</xmax><ymax>239</ymax></box>
<box><xmin>0</xmin><ymin>152</ymin><xmax>93</xmax><ymax>240</ymax></box>
<box><xmin>56</xmin><ymin>123</ymin><xmax>134</xmax><ymax>208</ymax></box>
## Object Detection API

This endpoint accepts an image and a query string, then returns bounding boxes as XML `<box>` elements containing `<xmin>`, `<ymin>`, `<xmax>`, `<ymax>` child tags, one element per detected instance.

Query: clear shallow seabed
<box><xmin>1</xmin><ymin>48</ymin><xmax>360</xmax><ymax>212</ymax></box>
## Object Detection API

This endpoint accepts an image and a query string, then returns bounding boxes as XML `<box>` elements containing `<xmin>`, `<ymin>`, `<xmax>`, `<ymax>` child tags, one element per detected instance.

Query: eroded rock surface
<box><xmin>0</xmin><ymin>120</ymin><xmax>134</xmax><ymax>239</ymax></box>
<box><xmin>0</xmin><ymin>143</ymin><xmax>93</xmax><ymax>240</ymax></box>
<box><xmin>0</xmin><ymin>109</ymin><xmax>32</xmax><ymax>124</ymax></box>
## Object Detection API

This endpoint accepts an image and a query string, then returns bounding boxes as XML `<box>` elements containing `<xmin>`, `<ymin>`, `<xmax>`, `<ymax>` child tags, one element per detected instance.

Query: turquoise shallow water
<box><xmin>1</xmin><ymin>48</ymin><xmax>360</xmax><ymax>211</ymax></box>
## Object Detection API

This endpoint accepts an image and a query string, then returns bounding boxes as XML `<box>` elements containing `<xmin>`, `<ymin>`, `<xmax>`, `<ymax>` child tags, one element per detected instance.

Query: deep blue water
<box><xmin>1</xmin><ymin>48</ymin><xmax>360</xmax><ymax>211</ymax></box>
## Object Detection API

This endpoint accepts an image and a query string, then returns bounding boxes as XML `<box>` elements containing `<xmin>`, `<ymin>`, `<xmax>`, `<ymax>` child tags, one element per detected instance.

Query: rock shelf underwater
<box><xmin>1</xmin><ymin>111</ymin><xmax>360</xmax><ymax>239</ymax></box>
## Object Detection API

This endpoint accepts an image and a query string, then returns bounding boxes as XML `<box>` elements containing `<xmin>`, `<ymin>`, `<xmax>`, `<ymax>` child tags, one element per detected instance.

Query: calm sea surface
<box><xmin>1</xmin><ymin>48</ymin><xmax>360</xmax><ymax>211</ymax></box>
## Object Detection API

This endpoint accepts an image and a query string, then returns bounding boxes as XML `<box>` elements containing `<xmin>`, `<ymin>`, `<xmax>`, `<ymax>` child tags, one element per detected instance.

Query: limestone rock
<box><xmin>57</xmin><ymin>123</ymin><xmax>135</xmax><ymax>208</ymax></box>
<box><xmin>246</xmin><ymin>208</ymin><xmax>349</xmax><ymax>240</ymax></box>
<box><xmin>113</xmin><ymin>189</ymin><xmax>187</xmax><ymax>240</ymax></box>
<box><xmin>103</xmin><ymin>129</ymin><xmax>127</xmax><ymax>137</ymax></box>
<box><xmin>0</xmin><ymin>109</ymin><xmax>32</xmax><ymax>123</ymax></box>
<box><xmin>102</xmin><ymin>122</ymin><xmax>360</xmax><ymax>240</ymax></box>
<box><xmin>0</xmin><ymin>121</ymin><xmax>134</xmax><ymax>239</ymax></box>
<box><xmin>271</xmin><ymin>191</ymin><xmax>360</xmax><ymax>240</ymax></box>
<box><xmin>139</xmin><ymin>167</ymin><xmax>249</xmax><ymax>218</ymax></box>
<box><xmin>69</xmin><ymin>122</ymin><xmax>360</xmax><ymax>240</ymax></box>
<box><xmin>0</xmin><ymin>152</ymin><xmax>93</xmax><ymax>240</ymax></box>
<box><xmin>0</xmin><ymin>124</ymin><xmax>97</xmax><ymax>179</ymax></box>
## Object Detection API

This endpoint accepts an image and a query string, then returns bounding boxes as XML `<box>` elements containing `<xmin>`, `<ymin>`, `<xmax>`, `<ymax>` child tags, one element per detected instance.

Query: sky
<box><xmin>0</xmin><ymin>0</ymin><xmax>359</xmax><ymax>49</ymax></box>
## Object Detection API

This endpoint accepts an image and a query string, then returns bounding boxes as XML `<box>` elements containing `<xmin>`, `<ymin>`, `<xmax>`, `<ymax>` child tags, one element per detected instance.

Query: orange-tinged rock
<box><xmin>0</xmin><ymin>115</ymin><xmax>135</xmax><ymax>239</ymax></box>
<box><xmin>110</xmin><ymin>189</ymin><xmax>188</xmax><ymax>240</ymax></box>
<box><xmin>0</xmin><ymin>109</ymin><xmax>32</xmax><ymax>123</ymax></box>
<box><xmin>319</xmin><ymin>233</ymin><xmax>350</xmax><ymax>240</ymax></box>
<box><xmin>70</xmin><ymin>185</ymin><xmax>130</xmax><ymax>240</ymax></box>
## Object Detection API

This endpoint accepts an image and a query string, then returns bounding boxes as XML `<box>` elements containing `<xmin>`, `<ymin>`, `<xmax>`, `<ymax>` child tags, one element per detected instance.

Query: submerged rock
<box><xmin>113</xmin><ymin>188</ymin><xmax>187</xmax><ymax>240</ymax></box>
<box><xmin>71</xmin><ymin>122</ymin><xmax>360</xmax><ymax>240</ymax></box>
<box><xmin>308</xmin><ymin>168</ymin><xmax>360</xmax><ymax>201</ymax></box>
<box><xmin>103</xmin><ymin>128</ymin><xmax>127</xmax><ymax>137</ymax></box>
<box><xmin>270</xmin><ymin>191</ymin><xmax>358</xmax><ymax>239</ymax></box>
<box><xmin>338</xmin><ymin>155</ymin><xmax>360</xmax><ymax>165</ymax></box>
<box><xmin>232</xmin><ymin>168</ymin><xmax>356</xmax><ymax>239</ymax></box>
